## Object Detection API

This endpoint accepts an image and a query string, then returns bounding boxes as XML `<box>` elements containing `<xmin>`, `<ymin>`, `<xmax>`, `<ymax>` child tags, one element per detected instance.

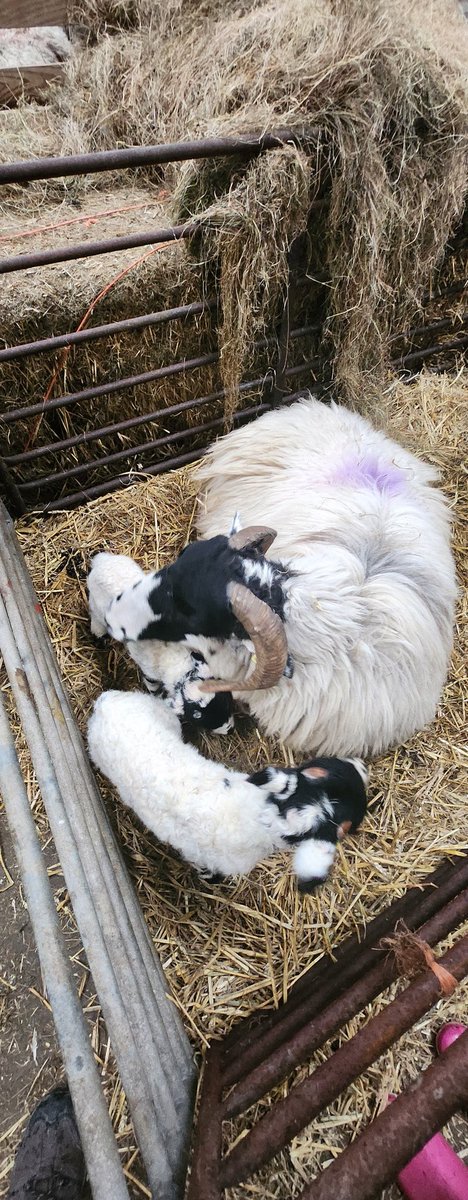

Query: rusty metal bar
<box><xmin>223</xmin><ymin>884</ymin><xmax>468</xmax><ymax>1114</ymax></box>
<box><xmin>0</xmin><ymin>303</ymin><xmax>457</xmax><ymax>371</ymax></box>
<box><xmin>186</xmin><ymin>1044</ymin><xmax>224</xmax><ymax>1200</ymax></box>
<box><xmin>2</xmin><ymin>340</ymin><xmax>320</xmax><ymax>465</ymax></box>
<box><xmin>395</xmin><ymin>333</ymin><xmax>468</xmax><ymax>368</ymax></box>
<box><xmin>299</xmin><ymin>1030</ymin><xmax>468</xmax><ymax>1200</ymax></box>
<box><xmin>0</xmin><ymin>222</ymin><xmax>195</xmax><ymax>275</ymax></box>
<box><xmin>18</xmin><ymin>402</ymin><xmax>271</xmax><ymax>490</ymax></box>
<box><xmin>0</xmin><ymin>129</ymin><xmax>312</xmax><ymax>186</ymax></box>
<box><xmin>220</xmin><ymin>935</ymin><xmax>468</xmax><ymax>1186</ymax></box>
<box><xmin>40</xmin><ymin>447</ymin><xmax>214</xmax><ymax>510</ymax></box>
<box><xmin>0</xmin><ymin>352</ymin><xmax>221</xmax><ymax>424</ymax></box>
<box><xmin>222</xmin><ymin>853</ymin><xmax>468</xmax><ymax>1075</ymax></box>
<box><xmin>0</xmin><ymin>301</ymin><xmax>216</xmax><ymax>362</ymax></box>
<box><xmin>37</xmin><ymin>389</ymin><xmax>311</xmax><ymax>512</ymax></box>
<box><xmin>388</xmin><ymin>311</ymin><xmax>468</xmax><ymax>345</ymax></box>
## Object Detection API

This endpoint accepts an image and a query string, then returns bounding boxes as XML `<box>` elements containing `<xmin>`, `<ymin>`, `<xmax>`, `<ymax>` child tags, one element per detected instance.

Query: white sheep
<box><xmin>192</xmin><ymin>394</ymin><xmax>457</xmax><ymax>757</ymax></box>
<box><xmin>87</xmin><ymin>552</ymin><xmax>234</xmax><ymax>733</ymax></box>
<box><xmin>87</xmin><ymin>690</ymin><xmax>368</xmax><ymax>889</ymax></box>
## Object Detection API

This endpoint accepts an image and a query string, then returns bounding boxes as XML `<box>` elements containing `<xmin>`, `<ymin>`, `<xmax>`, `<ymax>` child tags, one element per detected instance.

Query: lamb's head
<box><xmin>170</xmin><ymin>649</ymin><xmax>235</xmax><ymax>734</ymax></box>
<box><xmin>248</xmin><ymin>756</ymin><xmax>368</xmax><ymax>892</ymax></box>
<box><xmin>105</xmin><ymin>525</ymin><xmax>290</xmax><ymax>692</ymax></box>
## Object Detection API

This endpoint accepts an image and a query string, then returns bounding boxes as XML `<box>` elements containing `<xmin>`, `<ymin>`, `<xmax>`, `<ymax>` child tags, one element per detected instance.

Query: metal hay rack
<box><xmin>0</xmin><ymin>132</ymin><xmax>466</xmax><ymax>517</ymax></box>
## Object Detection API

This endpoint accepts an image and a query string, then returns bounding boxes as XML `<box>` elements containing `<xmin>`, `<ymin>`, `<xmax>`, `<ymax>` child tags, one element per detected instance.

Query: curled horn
<box><xmin>228</xmin><ymin>525</ymin><xmax>277</xmax><ymax>554</ymax></box>
<box><xmin>200</xmin><ymin>581</ymin><xmax>288</xmax><ymax>694</ymax></box>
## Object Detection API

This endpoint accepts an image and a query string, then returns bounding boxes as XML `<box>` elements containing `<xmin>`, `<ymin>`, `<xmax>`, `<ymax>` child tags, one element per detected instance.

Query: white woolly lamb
<box><xmin>87</xmin><ymin>690</ymin><xmax>368</xmax><ymax>890</ymax></box>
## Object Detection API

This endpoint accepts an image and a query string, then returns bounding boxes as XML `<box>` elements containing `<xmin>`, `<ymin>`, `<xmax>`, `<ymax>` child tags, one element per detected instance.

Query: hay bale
<box><xmin>23</xmin><ymin>0</ymin><xmax>464</xmax><ymax>407</ymax></box>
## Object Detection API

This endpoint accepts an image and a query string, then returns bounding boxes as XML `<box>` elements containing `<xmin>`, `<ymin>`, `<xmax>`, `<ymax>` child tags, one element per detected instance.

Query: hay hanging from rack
<box><xmin>175</xmin><ymin>144</ymin><xmax>312</xmax><ymax>422</ymax></box>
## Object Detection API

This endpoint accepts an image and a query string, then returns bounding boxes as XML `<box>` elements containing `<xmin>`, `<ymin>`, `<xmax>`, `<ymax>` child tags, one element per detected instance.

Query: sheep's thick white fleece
<box><xmin>195</xmin><ymin>396</ymin><xmax>457</xmax><ymax>758</ymax></box>
<box><xmin>87</xmin><ymin>691</ymin><xmax>321</xmax><ymax>878</ymax></box>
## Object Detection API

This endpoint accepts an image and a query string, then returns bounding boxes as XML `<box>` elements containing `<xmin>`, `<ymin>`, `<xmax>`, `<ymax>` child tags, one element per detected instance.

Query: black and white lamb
<box><xmin>87</xmin><ymin>690</ymin><xmax>368</xmax><ymax>890</ymax></box>
<box><xmin>87</xmin><ymin>551</ymin><xmax>234</xmax><ymax>734</ymax></box>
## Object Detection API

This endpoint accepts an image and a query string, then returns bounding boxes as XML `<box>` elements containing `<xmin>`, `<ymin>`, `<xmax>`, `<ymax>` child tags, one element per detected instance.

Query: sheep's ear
<box><xmin>247</xmin><ymin>767</ymin><xmax>273</xmax><ymax>788</ymax></box>
<box><xmin>301</xmin><ymin>766</ymin><xmax>329</xmax><ymax>781</ymax></box>
<box><xmin>229</xmin><ymin>511</ymin><xmax>242</xmax><ymax>535</ymax></box>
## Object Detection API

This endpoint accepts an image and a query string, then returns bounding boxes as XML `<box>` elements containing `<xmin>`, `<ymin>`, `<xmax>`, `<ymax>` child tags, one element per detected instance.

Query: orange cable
<box><xmin>0</xmin><ymin>193</ymin><xmax>169</xmax><ymax>244</ymax></box>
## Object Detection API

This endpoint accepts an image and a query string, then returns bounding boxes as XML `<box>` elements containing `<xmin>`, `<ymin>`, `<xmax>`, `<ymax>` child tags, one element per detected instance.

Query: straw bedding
<box><xmin>1</xmin><ymin>371</ymin><xmax>466</xmax><ymax>1196</ymax></box>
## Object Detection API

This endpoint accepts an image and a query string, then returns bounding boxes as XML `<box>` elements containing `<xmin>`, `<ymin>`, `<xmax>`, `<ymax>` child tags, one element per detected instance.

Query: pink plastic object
<box><xmin>436</xmin><ymin>1023</ymin><xmax>467</xmax><ymax>1055</ymax></box>
<box><xmin>388</xmin><ymin>1095</ymin><xmax>468</xmax><ymax>1200</ymax></box>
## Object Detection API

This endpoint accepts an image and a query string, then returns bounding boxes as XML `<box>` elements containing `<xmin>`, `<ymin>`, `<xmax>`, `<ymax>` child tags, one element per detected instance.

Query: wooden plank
<box><xmin>0</xmin><ymin>1</ymin><xmax>67</xmax><ymax>28</ymax></box>
<box><xmin>0</xmin><ymin>64</ymin><xmax>63</xmax><ymax>104</ymax></box>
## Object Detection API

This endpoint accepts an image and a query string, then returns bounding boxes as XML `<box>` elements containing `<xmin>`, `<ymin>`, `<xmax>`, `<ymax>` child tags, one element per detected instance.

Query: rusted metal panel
<box><xmin>18</xmin><ymin>401</ymin><xmax>276</xmax><ymax>491</ymax></box>
<box><xmin>220</xmin><ymin>934</ymin><xmax>468</xmax><ymax>1186</ymax></box>
<box><xmin>1</xmin><ymin>351</ymin><xmax>221</xmax><ymax>425</ymax></box>
<box><xmin>0</xmin><ymin>138</ymin><xmax>465</xmax><ymax>515</ymax></box>
<box><xmin>223</xmin><ymin>886</ymin><xmax>468</xmax><ymax>1117</ymax></box>
<box><xmin>222</xmin><ymin>854</ymin><xmax>468</xmax><ymax>1080</ymax></box>
<box><xmin>299</xmin><ymin>1030</ymin><xmax>468</xmax><ymax>1200</ymax></box>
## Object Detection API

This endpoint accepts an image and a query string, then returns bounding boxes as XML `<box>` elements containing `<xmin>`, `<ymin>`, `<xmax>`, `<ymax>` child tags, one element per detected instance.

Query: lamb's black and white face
<box><xmin>248</xmin><ymin>756</ymin><xmax>368</xmax><ymax>892</ymax></box>
<box><xmin>249</xmin><ymin>757</ymin><xmax>367</xmax><ymax>816</ymax></box>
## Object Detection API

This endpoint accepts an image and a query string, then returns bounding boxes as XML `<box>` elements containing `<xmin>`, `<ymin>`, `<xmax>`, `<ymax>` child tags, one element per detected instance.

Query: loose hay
<box><xmin>2</xmin><ymin>371</ymin><xmax>466</xmax><ymax>1196</ymax></box>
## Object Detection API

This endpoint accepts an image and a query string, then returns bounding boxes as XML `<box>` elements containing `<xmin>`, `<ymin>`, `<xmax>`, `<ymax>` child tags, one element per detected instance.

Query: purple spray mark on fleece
<box><xmin>331</xmin><ymin>454</ymin><xmax>408</xmax><ymax>495</ymax></box>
